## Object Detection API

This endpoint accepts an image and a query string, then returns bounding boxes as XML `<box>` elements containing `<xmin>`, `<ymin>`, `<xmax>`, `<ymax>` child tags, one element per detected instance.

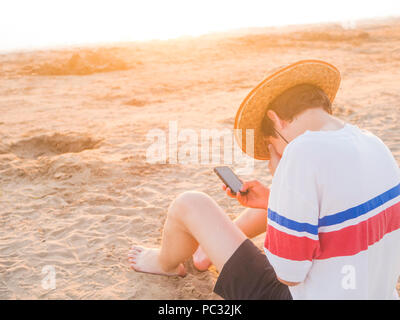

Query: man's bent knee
<box><xmin>168</xmin><ymin>191</ymin><xmax>212</xmax><ymax>221</ymax></box>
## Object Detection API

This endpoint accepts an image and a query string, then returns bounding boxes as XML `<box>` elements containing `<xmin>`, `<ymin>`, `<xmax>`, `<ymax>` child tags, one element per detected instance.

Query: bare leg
<box><xmin>128</xmin><ymin>191</ymin><xmax>247</xmax><ymax>275</ymax></box>
<box><xmin>193</xmin><ymin>207</ymin><xmax>268</xmax><ymax>271</ymax></box>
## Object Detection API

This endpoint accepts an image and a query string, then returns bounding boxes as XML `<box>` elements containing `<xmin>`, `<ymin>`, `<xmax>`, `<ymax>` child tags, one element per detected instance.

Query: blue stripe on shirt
<box><xmin>318</xmin><ymin>182</ymin><xmax>400</xmax><ymax>227</ymax></box>
<box><xmin>268</xmin><ymin>182</ymin><xmax>400</xmax><ymax>234</ymax></box>
<box><xmin>268</xmin><ymin>209</ymin><xmax>319</xmax><ymax>235</ymax></box>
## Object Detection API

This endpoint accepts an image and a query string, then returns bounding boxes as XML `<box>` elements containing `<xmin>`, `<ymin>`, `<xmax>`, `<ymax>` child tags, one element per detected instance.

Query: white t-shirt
<box><xmin>264</xmin><ymin>123</ymin><xmax>400</xmax><ymax>299</ymax></box>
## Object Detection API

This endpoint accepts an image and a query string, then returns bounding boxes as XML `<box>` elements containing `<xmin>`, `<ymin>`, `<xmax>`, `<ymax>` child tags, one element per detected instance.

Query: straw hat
<box><xmin>234</xmin><ymin>59</ymin><xmax>341</xmax><ymax>160</ymax></box>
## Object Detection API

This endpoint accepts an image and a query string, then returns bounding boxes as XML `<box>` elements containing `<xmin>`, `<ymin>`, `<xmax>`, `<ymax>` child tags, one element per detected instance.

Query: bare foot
<box><xmin>128</xmin><ymin>245</ymin><xmax>186</xmax><ymax>277</ymax></box>
<box><xmin>192</xmin><ymin>246</ymin><xmax>212</xmax><ymax>271</ymax></box>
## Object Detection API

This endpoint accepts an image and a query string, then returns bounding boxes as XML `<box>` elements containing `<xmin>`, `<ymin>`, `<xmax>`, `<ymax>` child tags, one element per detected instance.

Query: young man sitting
<box><xmin>128</xmin><ymin>60</ymin><xmax>400</xmax><ymax>299</ymax></box>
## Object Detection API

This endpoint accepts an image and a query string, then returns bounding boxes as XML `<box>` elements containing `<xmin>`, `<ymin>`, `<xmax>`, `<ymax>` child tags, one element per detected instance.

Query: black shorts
<box><xmin>213</xmin><ymin>239</ymin><xmax>292</xmax><ymax>300</ymax></box>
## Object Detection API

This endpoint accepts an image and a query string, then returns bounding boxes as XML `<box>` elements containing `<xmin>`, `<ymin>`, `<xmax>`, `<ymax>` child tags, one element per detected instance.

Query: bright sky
<box><xmin>1</xmin><ymin>0</ymin><xmax>400</xmax><ymax>51</ymax></box>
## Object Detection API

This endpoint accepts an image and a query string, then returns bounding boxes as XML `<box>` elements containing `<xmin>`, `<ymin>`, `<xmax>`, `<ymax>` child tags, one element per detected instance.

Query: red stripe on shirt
<box><xmin>264</xmin><ymin>201</ymin><xmax>400</xmax><ymax>261</ymax></box>
<box><xmin>317</xmin><ymin>200</ymin><xmax>400</xmax><ymax>259</ymax></box>
<box><xmin>264</xmin><ymin>225</ymin><xmax>319</xmax><ymax>261</ymax></box>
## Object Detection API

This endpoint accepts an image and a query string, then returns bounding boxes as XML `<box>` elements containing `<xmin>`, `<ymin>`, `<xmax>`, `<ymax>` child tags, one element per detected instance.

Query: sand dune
<box><xmin>0</xmin><ymin>18</ymin><xmax>399</xmax><ymax>299</ymax></box>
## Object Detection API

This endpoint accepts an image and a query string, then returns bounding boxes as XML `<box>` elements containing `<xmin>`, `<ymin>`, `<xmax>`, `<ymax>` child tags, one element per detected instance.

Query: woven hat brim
<box><xmin>234</xmin><ymin>59</ymin><xmax>341</xmax><ymax>160</ymax></box>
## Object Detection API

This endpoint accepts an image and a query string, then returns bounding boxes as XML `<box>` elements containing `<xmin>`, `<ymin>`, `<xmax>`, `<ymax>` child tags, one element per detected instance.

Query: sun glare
<box><xmin>0</xmin><ymin>0</ymin><xmax>400</xmax><ymax>51</ymax></box>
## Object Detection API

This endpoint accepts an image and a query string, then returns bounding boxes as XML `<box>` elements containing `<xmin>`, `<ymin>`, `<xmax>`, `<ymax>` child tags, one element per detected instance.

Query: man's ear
<box><xmin>266</xmin><ymin>110</ymin><xmax>284</xmax><ymax>130</ymax></box>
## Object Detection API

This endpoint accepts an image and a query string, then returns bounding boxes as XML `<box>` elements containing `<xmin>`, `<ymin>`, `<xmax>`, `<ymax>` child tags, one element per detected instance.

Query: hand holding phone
<box><xmin>213</xmin><ymin>166</ymin><xmax>247</xmax><ymax>196</ymax></box>
<box><xmin>214</xmin><ymin>166</ymin><xmax>270</xmax><ymax>209</ymax></box>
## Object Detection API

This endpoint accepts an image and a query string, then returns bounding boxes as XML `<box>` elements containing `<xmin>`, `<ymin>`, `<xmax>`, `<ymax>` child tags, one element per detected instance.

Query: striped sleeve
<box><xmin>264</xmin><ymin>142</ymin><xmax>320</xmax><ymax>283</ymax></box>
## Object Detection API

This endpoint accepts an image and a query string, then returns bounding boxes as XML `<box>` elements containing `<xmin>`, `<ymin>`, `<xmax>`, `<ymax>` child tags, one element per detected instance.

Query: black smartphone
<box><xmin>214</xmin><ymin>166</ymin><xmax>247</xmax><ymax>195</ymax></box>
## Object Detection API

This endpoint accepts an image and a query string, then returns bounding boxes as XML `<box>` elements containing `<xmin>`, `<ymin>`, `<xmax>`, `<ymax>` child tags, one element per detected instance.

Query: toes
<box><xmin>128</xmin><ymin>251</ymin><xmax>138</xmax><ymax>257</ymax></box>
<box><xmin>128</xmin><ymin>251</ymin><xmax>138</xmax><ymax>259</ymax></box>
<box><xmin>130</xmin><ymin>246</ymin><xmax>143</xmax><ymax>252</ymax></box>
<box><xmin>128</xmin><ymin>251</ymin><xmax>139</xmax><ymax>266</ymax></box>
<box><xmin>128</xmin><ymin>246</ymin><xmax>142</xmax><ymax>257</ymax></box>
<box><xmin>128</xmin><ymin>246</ymin><xmax>143</xmax><ymax>267</ymax></box>
<box><xmin>128</xmin><ymin>255</ymin><xmax>138</xmax><ymax>268</ymax></box>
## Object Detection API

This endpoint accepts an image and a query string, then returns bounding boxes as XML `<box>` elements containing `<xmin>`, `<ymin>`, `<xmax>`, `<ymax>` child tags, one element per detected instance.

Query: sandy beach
<box><xmin>0</xmin><ymin>18</ymin><xmax>399</xmax><ymax>299</ymax></box>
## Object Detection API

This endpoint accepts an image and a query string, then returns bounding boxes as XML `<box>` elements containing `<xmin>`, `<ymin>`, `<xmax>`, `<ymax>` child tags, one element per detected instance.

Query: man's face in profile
<box><xmin>264</xmin><ymin>125</ymin><xmax>289</xmax><ymax>159</ymax></box>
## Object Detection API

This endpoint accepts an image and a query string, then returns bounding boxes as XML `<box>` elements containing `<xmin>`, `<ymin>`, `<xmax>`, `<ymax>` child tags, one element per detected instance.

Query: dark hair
<box><xmin>261</xmin><ymin>83</ymin><xmax>332</xmax><ymax>137</ymax></box>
